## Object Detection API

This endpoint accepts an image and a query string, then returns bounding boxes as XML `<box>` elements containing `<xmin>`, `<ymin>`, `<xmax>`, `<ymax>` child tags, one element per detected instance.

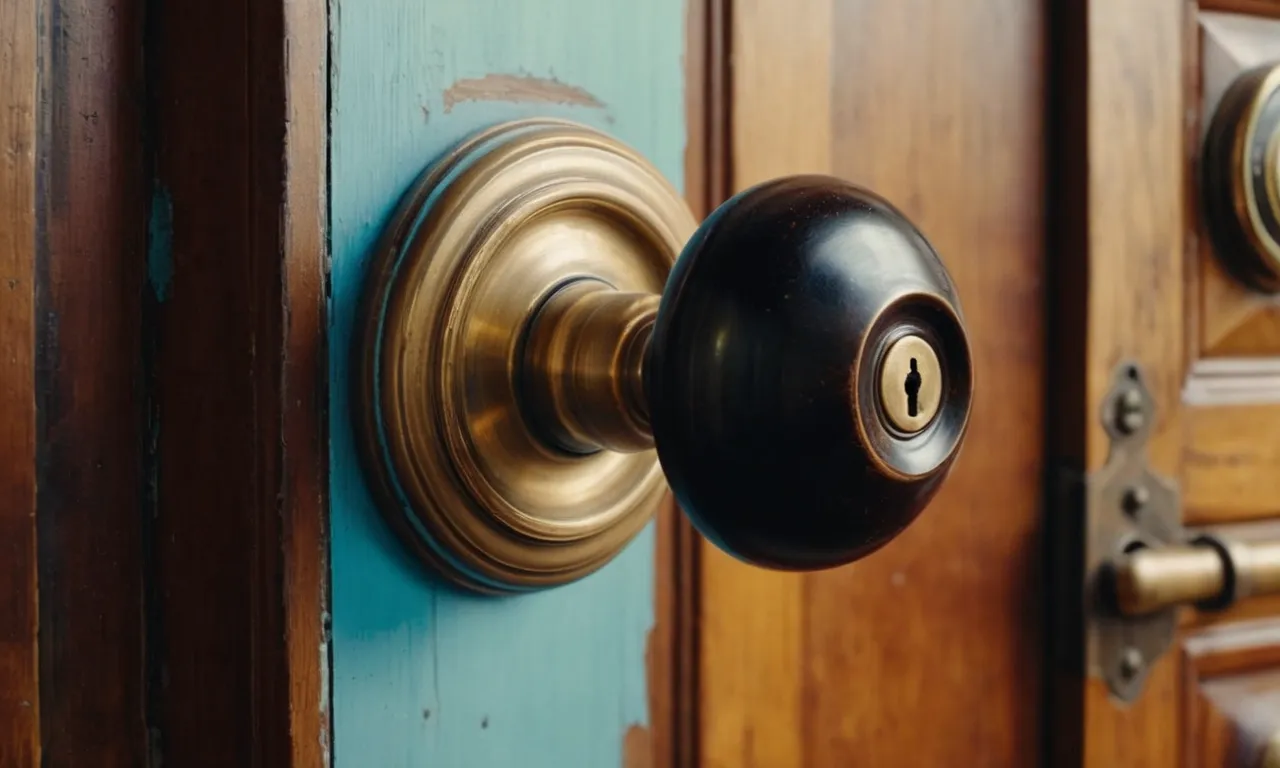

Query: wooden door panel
<box><xmin>1184</xmin><ymin>621</ymin><xmax>1280</xmax><ymax>767</ymax></box>
<box><xmin>1056</xmin><ymin>1</ymin><xmax>1280</xmax><ymax>765</ymax></box>
<box><xmin>704</xmin><ymin>1</ymin><xmax>1046</xmax><ymax>766</ymax></box>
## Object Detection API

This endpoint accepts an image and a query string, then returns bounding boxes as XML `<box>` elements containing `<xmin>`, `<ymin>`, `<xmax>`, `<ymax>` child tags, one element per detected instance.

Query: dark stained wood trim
<box><xmin>1047</xmin><ymin>0</ymin><xmax>1189</xmax><ymax>766</ymax></box>
<box><xmin>35</xmin><ymin>0</ymin><xmax>151</xmax><ymax>764</ymax></box>
<box><xmin>0</xmin><ymin>0</ymin><xmax>40</xmax><ymax>764</ymax></box>
<box><xmin>1200</xmin><ymin>0</ymin><xmax>1280</xmax><ymax>18</ymax></box>
<box><xmin>149</xmin><ymin>0</ymin><xmax>329</xmax><ymax>763</ymax></box>
<box><xmin>649</xmin><ymin>1</ymin><xmax>729</xmax><ymax>765</ymax></box>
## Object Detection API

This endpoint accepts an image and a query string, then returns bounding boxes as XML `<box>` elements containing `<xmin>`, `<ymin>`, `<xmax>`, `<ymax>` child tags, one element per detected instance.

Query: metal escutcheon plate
<box><xmin>352</xmin><ymin>119</ymin><xmax>697</xmax><ymax>593</ymax></box>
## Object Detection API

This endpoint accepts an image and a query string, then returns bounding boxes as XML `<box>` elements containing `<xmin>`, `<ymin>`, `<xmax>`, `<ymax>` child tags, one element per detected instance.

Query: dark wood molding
<box><xmin>1200</xmin><ymin>0</ymin><xmax>1280</xmax><ymax>19</ymax></box>
<box><xmin>0</xmin><ymin>0</ymin><xmax>40</xmax><ymax>763</ymax></box>
<box><xmin>35</xmin><ymin>0</ymin><xmax>151</xmax><ymax>764</ymax></box>
<box><xmin>149</xmin><ymin>0</ymin><xmax>329</xmax><ymax>764</ymax></box>
<box><xmin>649</xmin><ymin>1</ymin><xmax>730</xmax><ymax>765</ymax></box>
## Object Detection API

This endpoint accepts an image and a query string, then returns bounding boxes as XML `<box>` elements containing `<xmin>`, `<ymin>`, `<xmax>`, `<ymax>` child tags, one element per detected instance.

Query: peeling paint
<box><xmin>442</xmin><ymin>73</ymin><xmax>605</xmax><ymax>113</ymax></box>
<box><xmin>623</xmin><ymin>723</ymin><xmax>652</xmax><ymax>768</ymax></box>
<box><xmin>147</xmin><ymin>184</ymin><xmax>173</xmax><ymax>303</ymax></box>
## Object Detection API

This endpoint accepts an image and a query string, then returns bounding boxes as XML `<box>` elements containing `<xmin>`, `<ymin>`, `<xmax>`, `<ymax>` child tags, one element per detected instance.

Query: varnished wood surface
<box><xmin>0</xmin><ymin>0</ymin><xmax>39</xmax><ymax>764</ymax></box>
<box><xmin>1051</xmin><ymin>1</ymin><xmax>1280</xmax><ymax>766</ymax></box>
<box><xmin>34</xmin><ymin>1</ymin><xmax>151</xmax><ymax>765</ymax></box>
<box><xmin>1048</xmin><ymin>1</ymin><xmax>1186</xmax><ymax>766</ymax></box>
<box><xmin>702</xmin><ymin>0</ymin><xmax>1045</xmax><ymax>765</ymax></box>
<box><xmin>150</xmin><ymin>0</ymin><xmax>329</xmax><ymax>764</ymax></box>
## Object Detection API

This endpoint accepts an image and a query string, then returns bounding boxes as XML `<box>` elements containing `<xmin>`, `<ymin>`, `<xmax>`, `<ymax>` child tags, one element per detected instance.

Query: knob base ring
<box><xmin>352</xmin><ymin>119</ymin><xmax>696</xmax><ymax>592</ymax></box>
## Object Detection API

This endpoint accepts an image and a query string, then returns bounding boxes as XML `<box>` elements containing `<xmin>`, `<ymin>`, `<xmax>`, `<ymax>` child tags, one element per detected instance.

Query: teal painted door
<box><xmin>328</xmin><ymin>2</ymin><xmax>686</xmax><ymax>765</ymax></box>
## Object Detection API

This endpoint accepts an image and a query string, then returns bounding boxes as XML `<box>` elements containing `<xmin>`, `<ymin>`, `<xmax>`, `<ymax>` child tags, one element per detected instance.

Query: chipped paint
<box><xmin>329</xmin><ymin>0</ymin><xmax>684</xmax><ymax>764</ymax></box>
<box><xmin>443</xmin><ymin>74</ymin><xmax>605</xmax><ymax>113</ymax></box>
<box><xmin>147</xmin><ymin>184</ymin><xmax>173</xmax><ymax>303</ymax></box>
<box><xmin>623</xmin><ymin>724</ymin><xmax>652</xmax><ymax>768</ymax></box>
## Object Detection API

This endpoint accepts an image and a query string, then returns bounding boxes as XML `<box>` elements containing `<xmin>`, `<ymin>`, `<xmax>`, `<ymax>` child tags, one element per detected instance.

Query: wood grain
<box><xmin>699</xmin><ymin>2</ymin><xmax>830</xmax><ymax>765</ymax></box>
<box><xmin>820</xmin><ymin>1</ymin><xmax>1045</xmax><ymax>764</ymax></box>
<box><xmin>1185</xmin><ymin>404</ymin><xmax>1280</xmax><ymax>524</ymax></box>
<box><xmin>34</xmin><ymin>0</ymin><xmax>150</xmax><ymax>764</ymax></box>
<box><xmin>1048</xmin><ymin>1</ymin><xmax>1187</xmax><ymax>765</ymax></box>
<box><xmin>1201</xmin><ymin>0</ymin><xmax>1280</xmax><ymax>19</ymax></box>
<box><xmin>0</xmin><ymin>0</ymin><xmax>39</xmax><ymax>764</ymax></box>
<box><xmin>704</xmin><ymin>0</ymin><xmax>1046</xmax><ymax>765</ymax></box>
<box><xmin>149</xmin><ymin>0</ymin><xmax>329</xmax><ymax>764</ymax></box>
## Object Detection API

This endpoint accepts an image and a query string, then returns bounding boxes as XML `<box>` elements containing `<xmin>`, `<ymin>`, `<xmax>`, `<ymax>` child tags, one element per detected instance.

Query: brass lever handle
<box><xmin>1114</xmin><ymin>536</ymin><xmax>1280</xmax><ymax>616</ymax></box>
<box><xmin>353</xmin><ymin>119</ymin><xmax>974</xmax><ymax>592</ymax></box>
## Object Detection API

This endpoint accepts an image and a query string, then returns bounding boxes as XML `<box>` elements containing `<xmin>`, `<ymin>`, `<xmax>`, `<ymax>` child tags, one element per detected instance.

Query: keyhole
<box><xmin>904</xmin><ymin>358</ymin><xmax>922</xmax><ymax>417</ymax></box>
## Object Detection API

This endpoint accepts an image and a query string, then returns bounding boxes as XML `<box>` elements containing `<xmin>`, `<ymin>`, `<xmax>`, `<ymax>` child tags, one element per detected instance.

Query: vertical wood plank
<box><xmin>275</xmin><ymin>0</ymin><xmax>332</xmax><ymax>762</ymax></box>
<box><xmin>328</xmin><ymin>2</ymin><xmax>685</xmax><ymax>766</ymax></box>
<box><xmin>814</xmin><ymin>1</ymin><xmax>1047</xmax><ymax>764</ymax></box>
<box><xmin>699</xmin><ymin>2</ymin><xmax>830</xmax><ymax>767</ymax></box>
<box><xmin>713</xmin><ymin>0</ymin><xmax>1047</xmax><ymax>765</ymax></box>
<box><xmin>0</xmin><ymin>0</ymin><xmax>39</xmax><ymax>763</ymax></box>
<box><xmin>149</xmin><ymin>0</ymin><xmax>330</xmax><ymax>763</ymax></box>
<box><xmin>1049</xmin><ymin>0</ymin><xmax>1186</xmax><ymax>765</ymax></box>
<box><xmin>35</xmin><ymin>0</ymin><xmax>150</xmax><ymax>764</ymax></box>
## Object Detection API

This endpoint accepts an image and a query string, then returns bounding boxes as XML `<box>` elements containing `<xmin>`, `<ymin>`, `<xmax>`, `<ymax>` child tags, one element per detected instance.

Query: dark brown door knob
<box><xmin>353</xmin><ymin>119</ymin><xmax>973</xmax><ymax>592</ymax></box>
<box><xmin>649</xmin><ymin>176</ymin><xmax>971</xmax><ymax>570</ymax></box>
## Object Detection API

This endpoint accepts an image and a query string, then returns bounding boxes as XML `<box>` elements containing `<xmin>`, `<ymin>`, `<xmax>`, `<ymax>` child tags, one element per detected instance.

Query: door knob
<box><xmin>353</xmin><ymin>119</ymin><xmax>973</xmax><ymax>593</ymax></box>
<box><xmin>1204</xmin><ymin>61</ymin><xmax>1280</xmax><ymax>292</ymax></box>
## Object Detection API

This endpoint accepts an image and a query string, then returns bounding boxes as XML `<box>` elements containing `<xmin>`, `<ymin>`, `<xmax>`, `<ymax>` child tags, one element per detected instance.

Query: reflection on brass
<box><xmin>352</xmin><ymin>118</ymin><xmax>696</xmax><ymax>592</ymax></box>
<box><xmin>877</xmin><ymin>334</ymin><xmax>941</xmax><ymax>434</ymax></box>
<box><xmin>522</xmin><ymin>280</ymin><xmax>657</xmax><ymax>454</ymax></box>
<box><xmin>1114</xmin><ymin>537</ymin><xmax>1280</xmax><ymax>616</ymax></box>
<box><xmin>1114</xmin><ymin>546</ymin><xmax>1226</xmax><ymax>616</ymax></box>
<box><xmin>1204</xmin><ymin>62</ymin><xmax>1280</xmax><ymax>292</ymax></box>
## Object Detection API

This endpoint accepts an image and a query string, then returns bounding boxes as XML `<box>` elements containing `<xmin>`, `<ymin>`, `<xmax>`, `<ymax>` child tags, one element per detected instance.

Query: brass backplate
<box><xmin>352</xmin><ymin>119</ymin><xmax>696</xmax><ymax>592</ymax></box>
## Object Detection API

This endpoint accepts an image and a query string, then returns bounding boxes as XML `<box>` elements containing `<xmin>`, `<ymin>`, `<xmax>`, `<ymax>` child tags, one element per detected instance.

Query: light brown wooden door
<box><xmin>693</xmin><ymin>1</ymin><xmax>1047</xmax><ymax>765</ymax></box>
<box><xmin>1046</xmin><ymin>2</ymin><xmax>1280</xmax><ymax>767</ymax></box>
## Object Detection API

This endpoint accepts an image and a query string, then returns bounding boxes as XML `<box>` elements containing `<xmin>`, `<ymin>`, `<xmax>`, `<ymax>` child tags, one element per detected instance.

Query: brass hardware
<box><xmin>1204</xmin><ymin>62</ymin><xmax>1280</xmax><ymax>292</ymax></box>
<box><xmin>1078</xmin><ymin>363</ymin><xmax>1280</xmax><ymax>700</ymax></box>
<box><xmin>1114</xmin><ymin>545</ymin><xmax>1227</xmax><ymax>616</ymax></box>
<box><xmin>877</xmin><ymin>334</ymin><xmax>941</xmax><ymax>434</ymax></box>
<box><xmin>354</xmin><ymin>118</ymin><xmax>973</xmax><ymax>593</ymax></box>
<box><xmin>1115</xmin><ymin>538</ymin><xmax>1280</xmax><ymax>616</ymax></box>
<box><xmin>352</xmin><ymin>119</ymin><xmax>694</xmax><ymax>592</ymax></box>
<box><xmin>1082</xmin><ymin>363</ymin><xmax>1182</xmax><ymax>702</ymax></box>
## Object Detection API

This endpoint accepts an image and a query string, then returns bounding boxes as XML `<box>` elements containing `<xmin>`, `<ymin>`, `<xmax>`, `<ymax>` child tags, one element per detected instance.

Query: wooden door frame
<box><xmin>0</xmin><ymin>0</ymin><xmax>330</xmax><ymax>764</ymax></box>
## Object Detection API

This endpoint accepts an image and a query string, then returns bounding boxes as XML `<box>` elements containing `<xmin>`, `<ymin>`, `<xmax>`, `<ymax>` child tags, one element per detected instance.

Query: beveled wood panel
<box><xmin>1195</xmin><ymin>11</ymin><xmax>1280</xmax><ymax>360</ymax></box>
<box><xmin>703</xmin><ymin>0</ymin><xmax>1046</xmax><ymax>764</ymax></box>
<box><xmin>1183</xmin><ymin>619</ymin><xmax>1280</xmax><ymax>767</ymax></box>
<box><xmin>1184</xmin><ymin>402</ymin><xmax>1280</xmax><ymax>524</ymax></box>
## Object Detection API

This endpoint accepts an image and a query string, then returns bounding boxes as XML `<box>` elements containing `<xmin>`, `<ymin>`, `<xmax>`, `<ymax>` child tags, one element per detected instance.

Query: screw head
<box><xmin>1116</xmin><ymin>388</ymin><xmax>1146</xmax><ymax>434</ymax></box>
<box><xmin>1123</xmin><ymin>485</ymin><xmax>1150</xmax><ymax>514</ymax></box>
<box><xmin>1119</xmin><ymin>646</ymin><xmax>1144</xmax><ymax>680</ymax></box>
